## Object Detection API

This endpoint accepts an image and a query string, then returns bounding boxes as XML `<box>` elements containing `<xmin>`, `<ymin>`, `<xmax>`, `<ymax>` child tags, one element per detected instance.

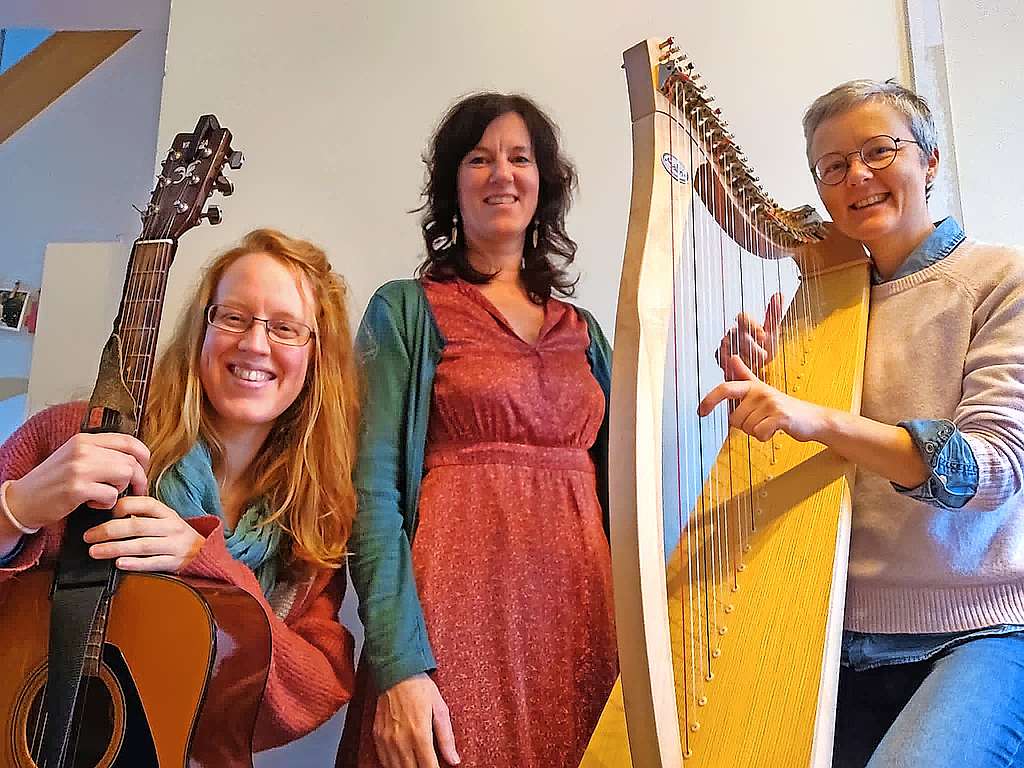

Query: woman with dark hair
<box><xmin>338</xmin><ymin>93</ymin><xmax>617</xmax><ymax>768</ymax></box>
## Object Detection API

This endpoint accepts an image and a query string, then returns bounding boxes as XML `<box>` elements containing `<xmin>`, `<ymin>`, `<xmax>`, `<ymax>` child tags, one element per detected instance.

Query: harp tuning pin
<box><xmin>659</xmin><ymin>37</ymin><xmax>674</xmax><ymax>49</ymax></box>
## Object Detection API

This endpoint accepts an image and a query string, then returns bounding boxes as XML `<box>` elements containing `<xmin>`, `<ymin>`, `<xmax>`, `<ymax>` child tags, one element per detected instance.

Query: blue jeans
<box><xmin>833</xmin><ymin>632</ymin><xmax>1024</xmax><ymax>767</ymax></box>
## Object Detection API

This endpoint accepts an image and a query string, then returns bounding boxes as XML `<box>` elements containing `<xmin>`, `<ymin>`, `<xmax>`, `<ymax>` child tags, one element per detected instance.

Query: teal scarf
<box><xmin>156</xmin><ymin>441</ymin><xmax>282</xmax><ymax>596</ymax></box>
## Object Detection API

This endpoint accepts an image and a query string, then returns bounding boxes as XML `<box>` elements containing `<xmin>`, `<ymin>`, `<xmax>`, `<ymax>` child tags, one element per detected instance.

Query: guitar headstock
<box><xmin>141</xmin><ymin>115</ymin><xmax>243</xmax><ymax>241</ymax></box>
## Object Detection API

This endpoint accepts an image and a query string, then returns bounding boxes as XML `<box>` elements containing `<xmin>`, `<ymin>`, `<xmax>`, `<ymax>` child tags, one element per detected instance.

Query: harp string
<box><xmin>666</xmin><ymin>73</ymin><xmax>837</xmax><ymax>738</ymax></box>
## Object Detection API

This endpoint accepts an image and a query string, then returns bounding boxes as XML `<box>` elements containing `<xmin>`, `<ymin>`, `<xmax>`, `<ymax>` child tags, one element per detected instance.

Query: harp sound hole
<box><xmin>17</xmin><ymin>664</ymin><xmax>125</xmax><ymax>768</ymax></box>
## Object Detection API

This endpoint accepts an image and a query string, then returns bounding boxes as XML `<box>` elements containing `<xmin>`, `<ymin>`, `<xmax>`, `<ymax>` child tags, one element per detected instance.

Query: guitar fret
<box><xmin>119</xmin><ymin>326</ymin><xmax>160</xmax><ymax>332</ymax></box>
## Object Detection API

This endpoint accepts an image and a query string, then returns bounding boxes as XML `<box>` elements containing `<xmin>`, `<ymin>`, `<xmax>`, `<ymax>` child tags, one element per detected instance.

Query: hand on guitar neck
<box><xmin>1</xmin><ymin>431</ymin><xmax>204</xmax><ymax>571</ymax></box>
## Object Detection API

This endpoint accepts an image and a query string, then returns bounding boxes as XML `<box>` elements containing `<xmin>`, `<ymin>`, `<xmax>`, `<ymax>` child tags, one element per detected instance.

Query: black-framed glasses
<box><xmin>206</xmin><ymin>304</ymin><xmax>314</xmax><ymax>347</ymax></box>
<box><xmin>811</xmin><ymin>134</ymin><xmax>921</xmax><ymax>185</ymax></box>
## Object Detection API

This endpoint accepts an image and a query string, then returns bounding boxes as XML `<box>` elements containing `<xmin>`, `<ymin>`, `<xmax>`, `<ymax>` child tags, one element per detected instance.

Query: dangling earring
<box><xmin>432</xmin><ymin>214</ymin><xmax>459</xmax><ymax>251</ymax></box>
<box><xmin>532</xmin><ymin>220</ymin><xmax>541</xmax><ymax>250</ymax></box>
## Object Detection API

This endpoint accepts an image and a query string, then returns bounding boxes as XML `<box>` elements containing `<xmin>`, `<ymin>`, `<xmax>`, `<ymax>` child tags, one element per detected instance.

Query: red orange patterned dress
<box><xmin>354</xmin><ymin>277</ymin><xmax>617</xmax><ymax>767</ymax></box>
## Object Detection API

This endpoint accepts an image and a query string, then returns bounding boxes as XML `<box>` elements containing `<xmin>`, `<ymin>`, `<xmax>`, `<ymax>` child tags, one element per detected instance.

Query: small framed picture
<box><xmin>0</xmin><ymin>289</ymin><xmax>30</xmax><ymax>332</ymax></box>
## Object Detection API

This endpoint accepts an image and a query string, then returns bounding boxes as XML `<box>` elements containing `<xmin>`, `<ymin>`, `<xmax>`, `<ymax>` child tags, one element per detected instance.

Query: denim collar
<box><xmin>871</xmin><ymin>217</ymin><xmax>966</xmax><ymax>285</ymax></box>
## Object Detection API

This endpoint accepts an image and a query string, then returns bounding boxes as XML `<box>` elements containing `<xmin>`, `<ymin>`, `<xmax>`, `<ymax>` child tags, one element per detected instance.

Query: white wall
<box><xmin>0</xmin><ymin>0</ymin><xmax>169</xmax><ymax>385</ymax></box>
<box><xmin>155</xmin><ymin>0</ymin><xmax>908</xmax><ymax>344</ymax></box>
<box><xmin>29</xmin><ymin>242</ymin><xmax>128</xmax><ymax>414</ymax></box>
<box><xmin>941</xmin><ymin>0</ymin><xmax>1024</xmax><ymax>243</ymax></box>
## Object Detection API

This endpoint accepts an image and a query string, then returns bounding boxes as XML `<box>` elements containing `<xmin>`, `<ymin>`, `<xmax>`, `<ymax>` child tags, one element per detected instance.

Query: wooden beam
<box><xmin>0</xmin><ymin>30</ymin><xmax>138</xmax><ymax>145</ymax></box>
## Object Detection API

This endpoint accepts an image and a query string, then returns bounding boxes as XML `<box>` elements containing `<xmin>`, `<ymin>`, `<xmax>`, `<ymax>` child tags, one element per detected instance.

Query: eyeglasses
<box><xmin>811</xmin><ymin>134</ymin><xmax>921</xmax><ymax>185</ymax></box>
<box><xmin>206</xmin><ymin>304</ymin><xmax>314</xmax><ymax>347</ymax></box>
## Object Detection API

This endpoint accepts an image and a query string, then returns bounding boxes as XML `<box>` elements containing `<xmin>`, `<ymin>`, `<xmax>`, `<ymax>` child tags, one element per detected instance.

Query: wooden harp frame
<box><xmin>581</xmin><ymin>38</ymin><xmax>871</xmax><ymax>768</ymax></box>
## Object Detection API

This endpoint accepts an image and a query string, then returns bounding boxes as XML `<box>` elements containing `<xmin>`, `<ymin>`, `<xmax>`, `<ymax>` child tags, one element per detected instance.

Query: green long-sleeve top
<box><xmin>350</xmin><ymin>278</ymin><xmax>612</xmax><ymax>692</ymax></box>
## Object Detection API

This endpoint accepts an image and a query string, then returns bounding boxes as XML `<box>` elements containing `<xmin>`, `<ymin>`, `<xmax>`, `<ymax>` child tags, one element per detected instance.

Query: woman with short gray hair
<box><xmin>700</xmin><ymin>80</ymin><xmax>1024</xmax><ymax>767</ymax></box>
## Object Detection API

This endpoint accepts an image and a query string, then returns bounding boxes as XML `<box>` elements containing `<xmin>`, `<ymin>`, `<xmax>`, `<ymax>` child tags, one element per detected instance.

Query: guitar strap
<box><xmin>42</xmin><ymin>506</ymin><xmax>117</xmax><ymax>768</ymax></box>
<box><xmin>40</xmin><ymin>392</ymin><xmax>134</xmax><ymax>767</ymax></box>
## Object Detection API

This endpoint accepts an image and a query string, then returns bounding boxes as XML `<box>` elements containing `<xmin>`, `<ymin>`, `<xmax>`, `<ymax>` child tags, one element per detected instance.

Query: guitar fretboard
<box><xmin>113</xmin><ymin>240</ymin><xmax>174</xmax><ymax>432</ymax></box>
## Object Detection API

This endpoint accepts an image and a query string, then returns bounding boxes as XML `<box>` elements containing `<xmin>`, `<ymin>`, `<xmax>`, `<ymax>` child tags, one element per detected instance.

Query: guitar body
<box><xmin>0</xmin><ymin>570</ymin><xmax>271</xmax><ymax>767</ymax></box>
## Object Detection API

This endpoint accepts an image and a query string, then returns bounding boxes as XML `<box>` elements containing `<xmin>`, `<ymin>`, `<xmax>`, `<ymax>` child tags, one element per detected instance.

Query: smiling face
<box><xmin>810</xmin><ymin>101</ymin><xmax>938</xmax><ymax>259</ymax></box>
<box><xmin>199</xmin><ymin>251</ymin><xmax>315</xmax><ymax>443</ymax></box>
<box><xmin>456</xmin><ymin>111</ymin><xmax>540</xmax><ymax>253</ymax></box>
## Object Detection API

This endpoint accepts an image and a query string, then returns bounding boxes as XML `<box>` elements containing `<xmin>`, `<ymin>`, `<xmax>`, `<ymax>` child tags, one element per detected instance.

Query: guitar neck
<box><xmin>115</xmin><ymin>238</ymin><xmax>176</xmax><ymax>426</ymax></box>
<box><xmin>85</xmin><ymin>238</ymin><xmax>176</xmax><ymax>437</ymax></box>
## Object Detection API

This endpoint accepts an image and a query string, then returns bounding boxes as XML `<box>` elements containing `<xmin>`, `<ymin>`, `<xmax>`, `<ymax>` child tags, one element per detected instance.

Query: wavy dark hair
<box><xmin>415</xmin><ymin>92</ymin><xmax>579</xmax><ymax>303</ymax></box>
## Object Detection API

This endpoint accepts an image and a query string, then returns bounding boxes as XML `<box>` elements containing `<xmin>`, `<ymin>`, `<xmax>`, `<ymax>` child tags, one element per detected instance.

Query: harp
<box><xmin>580</xmin><ymin>39</ymin><xmax>870</xmax><ymax>767</ymax></box>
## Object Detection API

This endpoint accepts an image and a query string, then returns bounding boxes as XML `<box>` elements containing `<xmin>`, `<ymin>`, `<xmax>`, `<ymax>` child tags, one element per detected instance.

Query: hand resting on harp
<box><xmin>698</xmin><ymin>352</ymin><xmax>931</xmax><ymax>490</ymax></box>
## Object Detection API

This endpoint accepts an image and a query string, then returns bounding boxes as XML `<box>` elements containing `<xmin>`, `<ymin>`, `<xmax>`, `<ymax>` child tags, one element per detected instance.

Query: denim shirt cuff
<box><xmin>0</xmin><ymin>536</ymin><xmax>25</xmax><ymax>567</ymax></box>
<box><xmin>892</xmin><ymin>419</ymin><xmax>979</xmax><ymax>508</ymax></box>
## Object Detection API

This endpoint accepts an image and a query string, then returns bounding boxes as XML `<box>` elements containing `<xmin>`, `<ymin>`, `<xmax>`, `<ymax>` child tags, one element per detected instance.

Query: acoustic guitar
<box><xmin>0</xmin><ymin>116</ymin><xmax>272</xmax><ymax>768</ymax></box>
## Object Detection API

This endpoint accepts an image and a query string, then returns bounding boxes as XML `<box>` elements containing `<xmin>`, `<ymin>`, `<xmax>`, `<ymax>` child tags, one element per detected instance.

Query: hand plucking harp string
<box><xmin>715</xmin><ymin>292</ymin><xmax>784</xmax><ymax>374</ymax></box>
<box><xmin>4</xmin><ymin>431</ymin><xmax>204</xmax><ymax>571</ymax></box>
<box><xmin>698</xmin><ymin>355</ymin><xmax>829</xmax><ymax>444</ymax></box>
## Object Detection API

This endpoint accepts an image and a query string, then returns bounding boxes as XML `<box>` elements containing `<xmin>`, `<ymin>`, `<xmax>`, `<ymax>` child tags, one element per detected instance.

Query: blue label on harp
<box><xmin>661</xmin><ymin>153</ymin><xmax>689</xmax><ymax>184</ymax></box>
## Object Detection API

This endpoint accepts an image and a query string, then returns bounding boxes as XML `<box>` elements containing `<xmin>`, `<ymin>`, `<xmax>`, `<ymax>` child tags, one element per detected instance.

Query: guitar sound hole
<box><xmin>25</xmin><ymin>676</ymin><xmax>116</xmax><ymax>768</ymax></box>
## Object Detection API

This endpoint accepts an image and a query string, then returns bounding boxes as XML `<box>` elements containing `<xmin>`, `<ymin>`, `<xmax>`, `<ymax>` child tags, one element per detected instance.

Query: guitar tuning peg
<box><xmin>202</xmin><ymin>205</ymin><xmax>223</xmax><ymax>225</ymax></box>
<box><xmin>227</xmin><ymin>151</ymin><xmax>244</xmax><ymax>170</ymax></box>
<box><xmin>214</xmin><ymin>175</ymin><xmax>234</xmax><ymax>196</ymax></box>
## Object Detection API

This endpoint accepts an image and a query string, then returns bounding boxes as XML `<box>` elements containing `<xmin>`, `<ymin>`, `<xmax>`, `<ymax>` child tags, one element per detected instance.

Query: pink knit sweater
<box><xmin>0</xmin><ymin>402</ymin><xmax>354</xmax><ymax>751</ymax></box>
<box><xmin>847</xmin><ymin>239</ymin><xmax>1024</xmax><ymax>633</ymax></box>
